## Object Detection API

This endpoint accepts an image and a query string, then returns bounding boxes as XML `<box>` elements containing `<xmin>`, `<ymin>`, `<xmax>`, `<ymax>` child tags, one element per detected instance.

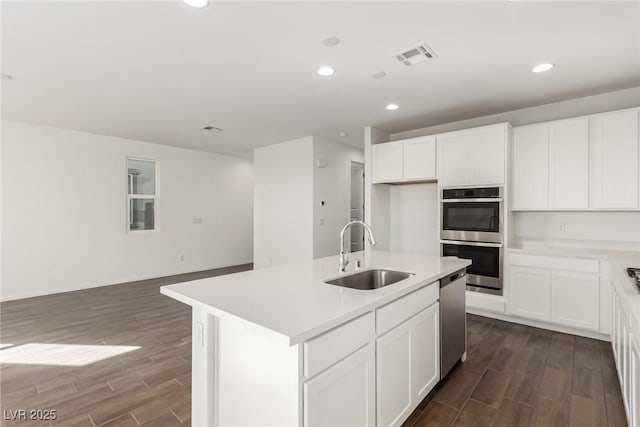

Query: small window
<box><xmin>127</xmin><ymin>158</ymin><xmax>158</xmax><ymax>232</ymax></box>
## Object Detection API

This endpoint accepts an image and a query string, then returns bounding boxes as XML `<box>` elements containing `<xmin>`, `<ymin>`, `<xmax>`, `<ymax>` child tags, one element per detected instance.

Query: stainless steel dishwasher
<box><xmin>440</xmin><ymin>269</ymin><xmax>467</xmax><ymax>378</ymax></box>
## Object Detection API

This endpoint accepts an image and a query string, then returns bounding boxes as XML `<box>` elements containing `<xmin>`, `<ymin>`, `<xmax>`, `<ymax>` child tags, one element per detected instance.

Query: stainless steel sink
<box><xmin>324</xmin><ymin>269</ymin><xmax>415</xmax><ymax>290</ymax></box>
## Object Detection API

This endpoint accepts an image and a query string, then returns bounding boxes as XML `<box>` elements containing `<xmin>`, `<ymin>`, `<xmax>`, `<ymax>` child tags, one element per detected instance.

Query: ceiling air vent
<box><xmin>202</xmin><ymin>125</ymin><xmax>223</xmax><ymax>133</ymax></box>
<box><xmin>394</xmin><ymin>43</ymin><xmax>438</xmax><ymax>66</ymax></box>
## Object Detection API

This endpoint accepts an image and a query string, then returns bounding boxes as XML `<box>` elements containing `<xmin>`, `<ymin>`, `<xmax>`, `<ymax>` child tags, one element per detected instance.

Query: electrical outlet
<box><xmin>559</xmin><ymin>222</ymin><xmax>566</xmax><ymax>233</ymax></box>
<box><xmin>319</xmin><ymin>218</ymin><xmax>325</xmax><ymax>226</ymax></box>
<box><xmin>179</xmin><ymin>254</ymin><xmax>185</xmax><ymax>261</ymax></box>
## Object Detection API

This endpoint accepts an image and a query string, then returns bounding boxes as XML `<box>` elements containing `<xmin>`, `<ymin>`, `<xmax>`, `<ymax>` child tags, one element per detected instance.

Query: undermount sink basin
<box><xmin>324</xmin><ymin>269</ymin><xmax>415</xmax><ymax>290</ymax></box>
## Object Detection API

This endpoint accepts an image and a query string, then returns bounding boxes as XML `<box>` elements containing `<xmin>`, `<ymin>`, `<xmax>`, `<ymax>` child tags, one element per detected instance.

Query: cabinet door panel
<box><xmin>473</xmin><ymin>125</ymin><xmax>506</xmax><ymax>185</ymax></box>
<box><xmin>549</xmin><ymin>119</ymin><xmax>589</xmax><ymax>209</ymax></box>
<box><xmin>551</xmin><ymin>271</ymin><xmax>599</xmax><ymax>331</ymax></box>
<box><xmin>513</xmin><ymin>125</ymin><xmax>549</xmax><ymax>209</ymax></box>
<box><xmin>632</xmin><ymin>339</ymin><xmax>639</xmax><ymax>427</ymax></box>
<box><xmin>376</xmin><ymin>322</ymin><xmax>412</xmax><ymax>427</ymax></box>
<box><xmin>510</xmin><ymin>266</ymin><xmax>551</xmax><ymax>321</ymax></box>
<box><xmin>438</xmin><ymin>132</ymin><xmax>473</xmax><ymax>187</ymax></box>
<box><xmin>411</xmin><ymin>304</ymin><xmax>440</xmax><ymax>401</ymax></box>
<box><xmin>372</xmin><ymin>142</ymin><xmax>403</xmax><ymax>183</ymax></box>
<box><xmin>304</xmin><ymin>344</ymin><xmax>375</xmax><ymax>427</ymax></box>
<box><xmin>403</xmin><ymin>137</ymin><xmax>436</xmax><ymax>180</ymax></box>
<box><xmin>590</xmin><ymin>110</ymin><xmax>639</xmax><ymax>209</ymax></box>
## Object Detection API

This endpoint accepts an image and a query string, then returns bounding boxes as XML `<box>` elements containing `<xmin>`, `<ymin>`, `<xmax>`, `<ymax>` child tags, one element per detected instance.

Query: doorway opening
<box><xmin>349</xmin><ymin>161</ymin><xmax>365</xmax><ymax>251</ymax></box>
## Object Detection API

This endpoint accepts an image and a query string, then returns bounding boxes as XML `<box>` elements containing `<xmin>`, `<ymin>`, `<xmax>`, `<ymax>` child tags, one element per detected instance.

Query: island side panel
<box><xmin>217</xmin><ymin>314</ymin><xmax>301</xmax><ymax>426</ymax></box>
<box><xmin>192</xmin><ymin>307</ymin><xmax>217</xmax><ymax>426</ymax></box>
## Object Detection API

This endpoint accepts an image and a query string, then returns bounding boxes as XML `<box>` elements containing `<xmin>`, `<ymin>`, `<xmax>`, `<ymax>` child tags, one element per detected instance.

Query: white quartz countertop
<box><xmin>161</xmin><ymin>251</ymin><xmax>471</xmax><ymax>346</ymax></box>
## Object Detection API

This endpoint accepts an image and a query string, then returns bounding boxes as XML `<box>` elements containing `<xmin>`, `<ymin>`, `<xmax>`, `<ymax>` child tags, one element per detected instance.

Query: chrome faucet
<box><xmin>339</xmin><ymin>221</ymin><xmax>377</xmax><ymax>272</ymax></box>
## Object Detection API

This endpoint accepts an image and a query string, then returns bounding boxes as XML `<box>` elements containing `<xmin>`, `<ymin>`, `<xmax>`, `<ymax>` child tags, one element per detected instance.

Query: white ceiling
<box><xmin>2</xmin><ymin>1</ymin><xmax>639</xmax><ymax>158</ymax></box>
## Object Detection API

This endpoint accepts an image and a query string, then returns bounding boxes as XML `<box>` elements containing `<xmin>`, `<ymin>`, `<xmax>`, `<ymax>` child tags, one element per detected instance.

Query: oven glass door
<box><xmin>442</xmin><ymin>243</ymin><xmax>500</xmax><ymax>279</ymax></box>
<box><xmin>442</xmin><ymin>201</ymin><xmax>500</xmax><ymax>233</ymax></box>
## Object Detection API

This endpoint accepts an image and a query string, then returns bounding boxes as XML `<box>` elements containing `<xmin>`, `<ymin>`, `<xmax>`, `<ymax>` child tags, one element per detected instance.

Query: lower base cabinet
<box><xmin>510</xmin><ymin>266</ymin><xmax>551</xmax><ymax>321</ymax></box>
<box><xmin>610</xmin><ymin>282</ymin><xmax>639</xmax><ymax>427</ymax></box>
<box><xmin>508</xmin><ymin>255</ymin><xmax>601</xmax><ymax>332</ymax></box>
<box><xmin>304</xmin><ymin>343</ymin><xmax>375</xmax><ymax>427</ymax></box>
<box><xmin>376</xmin><ymin>303</ymin><xmax>439</xmax><ymax>427</ymax></box>
<box><xmin>551</xmin><ymin>271</ymin><xmax>599</xmax><ymax>331</ymax></box>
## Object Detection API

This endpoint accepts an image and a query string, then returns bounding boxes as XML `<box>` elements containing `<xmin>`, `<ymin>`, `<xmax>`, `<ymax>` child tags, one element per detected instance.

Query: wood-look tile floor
<box><xmin>1</xmin><ymin>267</ymin><xmax>627</xmax><ymax>427</ymax></box>
<box><xmin>0</xmin><ymin>265</ymin><xmax>252</xmax><ymax>427</ymax></box>
<box><xmin>403</xmin><ymin>315</ymin><xmax>628</xmax><ymax>427</ymax></box>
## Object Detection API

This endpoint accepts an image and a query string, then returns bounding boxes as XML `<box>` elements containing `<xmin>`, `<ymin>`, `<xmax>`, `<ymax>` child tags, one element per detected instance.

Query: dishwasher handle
<box><xmin>440</xmin><ymin>269</ymin><xmax>466</xmax><ymax>287</ymax></box>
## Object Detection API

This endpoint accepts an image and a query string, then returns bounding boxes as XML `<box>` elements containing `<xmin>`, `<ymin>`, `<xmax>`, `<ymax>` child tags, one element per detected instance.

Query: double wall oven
<box><xmin>441</xmin><ymin>187</ymin><xmax>503</xmax><ymax>295</ymax></box>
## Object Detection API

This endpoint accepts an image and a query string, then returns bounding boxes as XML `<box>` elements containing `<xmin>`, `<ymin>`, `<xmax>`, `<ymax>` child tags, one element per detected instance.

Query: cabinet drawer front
<box><xmin>304</xmin><ymin>313</ymin><xmax>374</xmax><ymax>378</ymax></box>
<box><xmin>509</xmin><ymin>253</ymin><xmax>599</xmax><ymax>273</ymax></box>
<box><xmin>376</xmin><ymin>284</ymin><xmax>439</xmax><ymax>335</ymax></box>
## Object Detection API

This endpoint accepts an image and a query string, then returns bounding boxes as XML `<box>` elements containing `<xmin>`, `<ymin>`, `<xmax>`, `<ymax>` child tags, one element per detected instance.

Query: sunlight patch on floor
<box><xmin>0</xmin><ymin>343</ymin><xmax>141</xmax><ymax>366</ymax></box>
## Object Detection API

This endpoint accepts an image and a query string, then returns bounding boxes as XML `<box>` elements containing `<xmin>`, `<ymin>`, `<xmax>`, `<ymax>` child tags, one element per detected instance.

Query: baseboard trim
<box><xmin>0</xmin><ymin>259</ymin><xmax>254</xmax><ymax>302</ymax></box>
<box><xmin>467</xmin><ymin>308</ymin><xmax>611</xmax><ymax>341</ymax></box>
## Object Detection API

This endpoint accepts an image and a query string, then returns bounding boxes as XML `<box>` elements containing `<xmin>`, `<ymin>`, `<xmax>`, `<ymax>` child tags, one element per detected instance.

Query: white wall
<box><xmin>390</xmin><ymin>183</ymin><xmax>439</xmax><ymax>256</ymax></box>
<box><xmin>513</xmin><ymin>211</ymin><xmax>640</xmax><ymax>244</ymax></box>
<box><xmin>391</xmin><ymin>87</ymin><xmax>640</xmax><ymax>141</ymax></box>
<box><xmin>1</xmin><ymin>120</ymin><xmax>254</xmax><ymax>301</ymax></box>
<box><xmin>253</xmin><ymin>137</ymin><xmax>314</xmax><ymax>269</ymax></box>
<box><xmin>313</xmin><ymin>137</ymin><xmax>364</xmax><ymax>258</ymax></box>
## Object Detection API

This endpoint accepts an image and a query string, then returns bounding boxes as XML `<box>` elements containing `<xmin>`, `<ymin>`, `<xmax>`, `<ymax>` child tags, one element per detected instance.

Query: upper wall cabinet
<box><xmin>549</xmin><ymin>118</ymin><xmax>589</xmax><ymax>209</ymax></box>
<box><xmin>371</xmin><ymin>136</ymin><xmax>436</xmax><ymax>184</ymax></box>
<box><xmin>438</xmin><ymin>123</ymin><xmax>508</xmax><ymax>187</ymax></box>
<box><xmin>589</xmin><ymin>110</ymin><xmax>639</xmax><ymax>209</ymax></box>
<box><xmin>512</xmin><ymin>125</ymin><xmax>549</xmax><ymax>209</ymax></box>
<box><xmin>512</xmin><ymin>108</ymin><xmax>640</xmax><ymax>211</ymax></box>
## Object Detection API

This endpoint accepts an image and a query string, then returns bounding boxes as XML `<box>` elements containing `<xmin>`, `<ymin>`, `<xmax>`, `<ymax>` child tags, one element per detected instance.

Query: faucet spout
<box><xmin>339</xmin><ymin>220</ymin><xmax>377</xmax><ymax>272</ymax></box>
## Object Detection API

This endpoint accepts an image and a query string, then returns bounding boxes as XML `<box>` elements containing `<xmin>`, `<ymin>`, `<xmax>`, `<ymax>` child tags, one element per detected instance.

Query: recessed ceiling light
<box><xmin>323</xmin><ymin>36</ymin><xmax>340</xmax><ymax>47</ymax></box>
<box><xmin>532</xmin><ymin>63</ymin><xmax>554</xmax><ymax>73</ymax></box>
<box><xmin>182</xmin><ymin>0</ymin><xmax>208</xmax><ymax>8</ymax></box>
<box><xmin>317</xmin><ymin>67</ymin><xmax>335</xmax><ymax>76</ymax></box>
<box><xmin>1</xmin><ymin>74</ymin><xmax>13</xmax><ymax>80</ymax></box>
<box><xmin>339</xmin><ymin>131</ymin><xmax>348</xmax><ymax>137</ymax></box>
<box><xmin>385</xmin><ymin>104</ymin><xmax>399</xmax><ymax>111</ymax></box>
<box><xmin>373</xmin><ymin>72</ymin><xmax>387</xmax><ymax>79</ymax></box>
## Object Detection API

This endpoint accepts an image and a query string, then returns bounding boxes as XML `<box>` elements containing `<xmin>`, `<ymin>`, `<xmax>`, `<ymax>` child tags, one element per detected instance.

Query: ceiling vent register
<box><xmin>395</xmin><ymin>43</ymin><xmax>438</xmax><ymax>66</ymax></box>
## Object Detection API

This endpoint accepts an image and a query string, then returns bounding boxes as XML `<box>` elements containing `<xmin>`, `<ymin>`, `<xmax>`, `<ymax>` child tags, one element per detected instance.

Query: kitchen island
<box><xmin>161</xmin><ymin>251</ymin><xmax>470</xmax><ymax>426</ymax></box>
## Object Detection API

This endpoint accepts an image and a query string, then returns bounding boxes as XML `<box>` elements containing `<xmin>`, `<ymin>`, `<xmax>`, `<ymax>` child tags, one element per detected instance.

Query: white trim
<box><xmin>466</xmin><ymin>308</ymin><xmax>611</xmax><ymax>341</ymax></box>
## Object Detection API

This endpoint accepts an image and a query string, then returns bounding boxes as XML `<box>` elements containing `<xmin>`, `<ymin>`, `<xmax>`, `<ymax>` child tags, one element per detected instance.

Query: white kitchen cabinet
<box><xmin>549</xmin><ymin>118</ymin><xmax>589</xmax><ymax>209</ymax></box>
<box><xmin>403</xmin><ymin>136</ymin><xmax>436</xmax><ymax>181</ymax></box>
<box><xmin>411</xmin><ymin>304</ymin><xmax>440</xmax><ymax>402</ymax></box>
<box><xmin>512</xmin><ymin>124</ymin><xmax>549</xmax><ymax>209</ymax></box>
<box><xmin>631</xmin><ymin>339</ymin><xmax>639</xmax><ymax>427</ymax></box>
<box><xmin>438</xmin><ymin>123</ymin><xmax>507</xmax><ymax>187</ymax></box>
<box><xmin>372</xmin><ymin>141</ymin><xmax>403</xmax><ymax>183</ymax></box>
<box><xmin>509</xmin><ymin>254</ymin><xmax>604</xmax><ymax>332</ymax></box>
<box><xmin>304</xmin><ymin>343</ymin><xmax>375</xmax><ymax>427</ymax></box>
<box><xmin>551</xmin><ymin>271</ymin><xmax>599</xmax><ymax>331</ymax></box>
<box><xmin>372</xmin><ymin>137</ymin><xmax>436</xmax><ymax>184</ymax></box>
<box><xmin>376</xmin><ymin>303</ymin><xmax>439</xmax><ymax>427</ymax></box>
<box><xmin>376</xmin><ymin>316</ymin><xmax>412</xmax><ymax>427</ymax></box>
<box><xmin>473</xmin><ymin>125</ymin><xmax>506</xmax><ymax>185</ymax></box>
<box><xmin>510</xmin><ymin>266</ymin><xmax>551</xmax><ymax>321</ymax></box>
<box><xmin>590</xmin><ymin>110</ymin><xmax>639</xmax><ymax>209</ymax></box>
<box><xmin>439</xmin><ymin>131</ymin><xmax>473</xmax><ymax>187</ymax></box>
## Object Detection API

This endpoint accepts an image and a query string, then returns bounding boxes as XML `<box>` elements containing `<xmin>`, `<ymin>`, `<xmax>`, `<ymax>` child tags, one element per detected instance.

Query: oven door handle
<box><xmin>441</xmin><ymin>240</ymin><xmax>503</xmax><ymax>248</ymax></box>
<box><xmin>441</xmin><ymin>198</ymin><xmax>503</xmax><ymax>203</ymax></box>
